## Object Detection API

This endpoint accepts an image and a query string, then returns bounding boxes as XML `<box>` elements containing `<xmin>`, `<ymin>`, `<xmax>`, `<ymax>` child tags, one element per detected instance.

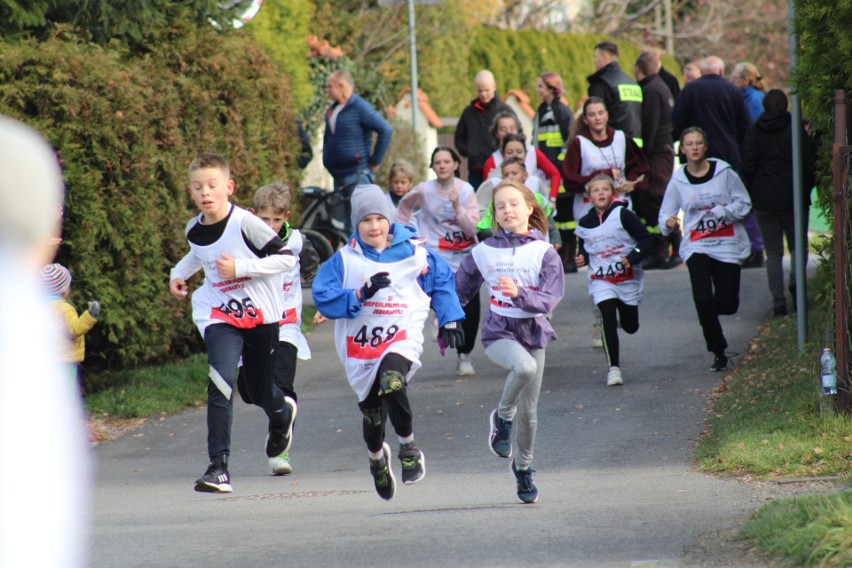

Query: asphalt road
<box><xmin>91</xmin><ymin>263</ymin><xmax>780</xmax><ymax>568</ymax></box>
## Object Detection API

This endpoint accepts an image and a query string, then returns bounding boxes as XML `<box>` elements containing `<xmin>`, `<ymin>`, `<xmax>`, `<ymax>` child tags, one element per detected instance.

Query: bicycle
<box><xmin>298</xmin><ymin>184</ymin><xmax>352</xmax><ymax>263</ymax></box>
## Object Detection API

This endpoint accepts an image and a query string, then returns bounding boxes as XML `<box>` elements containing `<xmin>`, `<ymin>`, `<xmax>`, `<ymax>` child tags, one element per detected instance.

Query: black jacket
<box><xmin>454</xmin><ymin>96</ymin><xmax>513</xmax><ymax>172</ymax></box>
<box><xmin>672</xmin><ymin>74</ymin><xmax>750</xmax><ymax>169</ymax></box>
<box><xmin>638</xmin><ymin>74</ymin><xmax>674</xmax><ymax>156</ymax></box>
<box><xmin>740</xmin><ymin>110</ymin><xmax>816</xmax><ymax>211</ymax></box>
<box><xmin>587</xmin><ymin>62</ymin><xmax>643</xmax><ymax>142</ymax></box>
<box><xmin>658</xmin><ymin>66</ymin><xmax>680</xmax><ymax>100</ymax></box>
<box><xmin>576</xmin><ymin>202</ymin><xmax>654</xmax><ymax>267</ymax></box>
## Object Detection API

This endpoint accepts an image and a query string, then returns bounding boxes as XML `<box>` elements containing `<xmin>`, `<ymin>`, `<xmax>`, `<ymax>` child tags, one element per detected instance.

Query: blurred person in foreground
<box><xmin>0</xmin><ymin>115</ymin><xmax>91</xmax><ymax>568</ymax></box>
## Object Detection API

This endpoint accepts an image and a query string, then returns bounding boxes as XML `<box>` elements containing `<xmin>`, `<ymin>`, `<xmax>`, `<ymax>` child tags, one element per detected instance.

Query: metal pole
<box><xmin>788</xmin><ymin>0</ymin><xmax>807</xmax><ymax>349</ymax></box>
<box><xmin>408</xmin><ymin>0</ymin><xmax>419</xmax><ymax>140</ymax></box>
<box><xmin>664</xmin><ymin>0</ymin><xmax>674</xmax><ymax>55</ymax></box>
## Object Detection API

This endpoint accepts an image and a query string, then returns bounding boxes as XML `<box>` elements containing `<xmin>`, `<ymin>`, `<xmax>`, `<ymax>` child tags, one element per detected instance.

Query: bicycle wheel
<box><xmin>301</xmin><ymin>228</ymin><xmax>335</xmax><ymax>263</ymax></box>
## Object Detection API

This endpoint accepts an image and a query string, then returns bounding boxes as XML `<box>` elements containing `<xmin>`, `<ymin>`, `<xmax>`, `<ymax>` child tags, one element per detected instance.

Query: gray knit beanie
<box><xmin>350</xmin><ymin>184</ymin><xmax>394</xmax><ymax>230</ymax></box>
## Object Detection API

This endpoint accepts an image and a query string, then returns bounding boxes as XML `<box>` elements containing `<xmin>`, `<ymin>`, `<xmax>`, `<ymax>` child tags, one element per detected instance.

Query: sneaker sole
<box><xmin>194</xmin><ymin>481</ymin><xmax>233</xmax><ymax>494</ymax></box>
<box><xmin>607</xmin><ymin>377</ymin><xmax>623</xmax><ymax>386</ymax></box>
<box><xmin>488</xmin><ymin>409</ymin><xmax>512</xmax><ymax>459</ymax></box>
<box><xmin>457</xmin><ymin>364</ymin><xmax>475</xmax><ymax>376</ymax></box>
<box><xmin>401</xmin><ymin>451</ymin><xmax>426</xmax><ymax>485</ymax></box>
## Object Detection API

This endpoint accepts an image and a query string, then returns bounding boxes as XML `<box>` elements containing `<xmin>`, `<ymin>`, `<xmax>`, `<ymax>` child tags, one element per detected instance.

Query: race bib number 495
<box><xmin>211</xmin><ymin>297</ymin><xmax>264</xmax><ymax>329</ymax></box>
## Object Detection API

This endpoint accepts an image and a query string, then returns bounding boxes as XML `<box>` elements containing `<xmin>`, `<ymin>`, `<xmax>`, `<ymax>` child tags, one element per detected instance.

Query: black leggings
<box><xmin>686</xmin><ymin>253</ymin><xmax>741</xmax><ymax>356</ymax></box>
<box><xmin>597</xmin><ymin>299</ymin><xmax>639</xmax><ymax>368</ymax></box>
<box><xmin>458</xmin><ymin>296</ymin><xmax>480</xmax><ymax>355</ymax></box>
<box><xmin>357</xmin><ymin>353</ymin><xmax>414</xmax><ymax>453</ymax></box>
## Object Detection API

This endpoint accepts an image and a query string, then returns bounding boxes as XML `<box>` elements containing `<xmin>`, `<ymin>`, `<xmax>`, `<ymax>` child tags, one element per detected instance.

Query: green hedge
<box><xmin>793</xmin><ymin>0</ymin><xmax>852</xmax><ymax>222</ymax></box>
<box><xmin>0</xmin><ymin>25</ymin><xmax>297</xmax><ymax>371</ymax></box>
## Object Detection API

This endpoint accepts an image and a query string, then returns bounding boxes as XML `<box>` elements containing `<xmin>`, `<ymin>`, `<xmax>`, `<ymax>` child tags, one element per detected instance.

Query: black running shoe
<box><xmin>194</xmin><ymin>460</ymin><xmax>232</xmax><ymax>493</ymax></box>
<box><xmin>398</xmin><ymin>442</ymin><xmax>426</xmax><ymax>485</ymax></box>
<box><xmin>266</xmin><ymin>396</ymin><xmax>298</xmax><ymax>458</ymax></box>
<box><xmin>710</xmin><ymin>354</ymin><xmax>727</xmax><ymax>372</ymax></box>
<box><xmin>511</xmin><ymin>460</ymin><xmax>539</xmax><ymax>504</ymax></box>
<box><xmin>369</xmin><ymin>442</ymin><xmax>396</xmax><ymax>500</ymax></box>
<box><xmin>488</xmin><ymin>409</ymin><xmax>513</xmax><ymax>458</ymax></box>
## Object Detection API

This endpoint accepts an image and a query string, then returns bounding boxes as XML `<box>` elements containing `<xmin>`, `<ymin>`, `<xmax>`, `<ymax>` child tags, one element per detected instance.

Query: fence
<box><xmin>832</xmin><ymin>90</ymin><xmax>851</xmax><ymax>413</ymax></box>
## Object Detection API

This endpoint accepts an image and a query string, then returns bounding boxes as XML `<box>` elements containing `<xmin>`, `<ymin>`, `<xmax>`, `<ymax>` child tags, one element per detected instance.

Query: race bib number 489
<box><xmin>346</xmin><ymin>324</ymin><xmax>407</xmax><ymax>359</ymax></box>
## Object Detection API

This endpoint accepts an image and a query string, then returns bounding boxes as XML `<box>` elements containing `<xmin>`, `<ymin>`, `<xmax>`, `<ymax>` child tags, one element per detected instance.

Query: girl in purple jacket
<box><xmin>455</xmin><ymin>180</ymin><xmax>565</xmax><ymax>504</ymax></box>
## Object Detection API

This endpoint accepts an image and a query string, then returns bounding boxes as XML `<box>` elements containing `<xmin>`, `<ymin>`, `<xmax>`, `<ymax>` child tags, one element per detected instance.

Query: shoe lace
<box><xmin>516</xmin><ymin>467</ymin><xmax>535</xmax><ymax>491</ymax></box>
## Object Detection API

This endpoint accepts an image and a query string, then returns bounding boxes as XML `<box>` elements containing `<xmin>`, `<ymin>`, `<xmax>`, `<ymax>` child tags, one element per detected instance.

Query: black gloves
<box><xmin>360</xmin><ymin>272</ymin><xmax>391</xmax><ymax>301</ymax></box>
<box><xmin>438</xmin><ymin>320</ymin><xmax>465</xmax><ymax>349</ymax></box>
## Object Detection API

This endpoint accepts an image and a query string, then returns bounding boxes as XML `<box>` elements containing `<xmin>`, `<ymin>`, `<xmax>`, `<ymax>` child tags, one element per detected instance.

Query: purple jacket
<box><xmin>455</xmin><ymin>229</ymin><xmax>564</xmax><ymax>350</ymax></box>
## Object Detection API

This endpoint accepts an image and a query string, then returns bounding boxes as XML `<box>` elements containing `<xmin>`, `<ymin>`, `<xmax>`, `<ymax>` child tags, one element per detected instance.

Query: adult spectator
<box><xmin>672</xmin><ymin>55</ymin><xmax>764</xmax><ymax>267</ymax></box>
<box><xmin>633</xmin><ymin>50</ymin><xmax>677</xmax><ymax>269</ymax></box>
<box><xmin>323</xmin><ymin>69</ymin><xmax>393</xmax><ymax>234</ymax></box>
<box><xmin>587</xmin><ymin>41</ymin><xmax>643</xmax><ymax>144</ymax></box>
<box><xmin>455</xmin><ymin>70</ymin><xmax>513</xmax><ymax>189</ymax></box>
<box><xmin>731</xmin><ymin>62</ymin><xmax>766</xmax><ymax>123</ymax></box>
<box><xmin>682</xmin><ymin>61</ymin><xmax>701</xmax><ymax>86</ymax></box>
<box><xmin>740</xmin><ymin>89</ymin><xmax>816</xmax><ymax>316</ymax></box>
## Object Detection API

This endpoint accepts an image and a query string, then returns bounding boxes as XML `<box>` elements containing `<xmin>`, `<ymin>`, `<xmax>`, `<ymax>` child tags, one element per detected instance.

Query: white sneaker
<box><xmin>457</xmin><ymin>354</ymin><xmax>475</xmax><ymax>376</ymax></box>
<box><xmin>268</xmin><ymin>450</ymin><xmax>293</xmax><ymax>475</ymax></box>
<box><xmin>592</xmin><ymin>323</ymin><xmax>603</xmax><ymax>348</ymax></box>
<box><xmin>606</xmin><ymin>366</ymin><xmax>623</xmax><ymax>386</ymax></box>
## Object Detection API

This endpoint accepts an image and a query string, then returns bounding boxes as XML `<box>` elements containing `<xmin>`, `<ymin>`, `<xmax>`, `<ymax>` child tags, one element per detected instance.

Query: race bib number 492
<box><xmin>690</xmin><ymin>217</ymin><xmax>733</xmax><ymax>241</ymax></box>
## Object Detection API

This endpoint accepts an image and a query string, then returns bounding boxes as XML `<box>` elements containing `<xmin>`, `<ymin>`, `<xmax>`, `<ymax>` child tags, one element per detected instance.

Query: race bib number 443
<box><xmin>346</xmin><ymin>324</ymin><xmax>407</xmax><ymax>359</ymax></box>
<box><xmin>690</xmin><ymin>217</ymin><xmax>734</xmax><ymax>241</ymax></box>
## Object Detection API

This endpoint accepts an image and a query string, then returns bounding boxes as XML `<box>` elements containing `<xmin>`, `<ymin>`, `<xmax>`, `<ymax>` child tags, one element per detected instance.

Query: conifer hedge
<box><xmin>0</xmin><ymin>25</ymin><xmax>298</xmax><ymax>371</ymax></box>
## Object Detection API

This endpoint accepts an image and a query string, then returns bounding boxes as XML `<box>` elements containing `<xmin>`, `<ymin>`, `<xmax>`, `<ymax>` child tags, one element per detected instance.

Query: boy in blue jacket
<box><xmin>313</xmin><ymin>185</ymin><xmax>464</xmax><ymax>500</ymax></box>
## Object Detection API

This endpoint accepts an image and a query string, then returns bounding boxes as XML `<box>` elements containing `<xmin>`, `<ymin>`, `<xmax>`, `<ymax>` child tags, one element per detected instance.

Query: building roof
<box><xmin>503</xmin><ymin>89</ymin><xmax>536</xmax><ymax>119</ymax></box>
<box><xmin>394</xmin><ymin>88</ymin><xmax>444</xmax><ymax>128</ymax></box>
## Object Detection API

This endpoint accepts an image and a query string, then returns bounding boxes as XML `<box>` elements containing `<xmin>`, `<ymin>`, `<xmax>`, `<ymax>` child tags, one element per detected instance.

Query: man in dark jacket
<box><xmin>323</xmin><ymin>69</ymin><xmax>393</xmax><ymax>233</ymax></box>
<box><xmin>633</xmin><ymin>50</ymin><xmax>677</xmax><ymax>269</ymax></box>
<box><xmin>740</xmin><ymin>89</ymin><xmax>816</xmax><ymax>316</ymax></box>
<box><xmin>587</xmin><ymin>41</ymin><xmax>643</xmax><ymax>144</ymax></box>
<box><xmin>672</xmin><ymin>56</ymin><xmax>764</xmax><ymax>266</ymax></box>
<box><xmin>455</xmin><ymin>70</ymin><xmax>513</xmax><ymax>189</ymax></box>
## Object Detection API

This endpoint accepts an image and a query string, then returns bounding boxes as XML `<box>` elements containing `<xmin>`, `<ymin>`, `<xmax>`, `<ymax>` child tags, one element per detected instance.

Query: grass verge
<box><xmin>695</xmin><ymin>277</ymin><xmax>852</xmax><ymax>566</ymax></box>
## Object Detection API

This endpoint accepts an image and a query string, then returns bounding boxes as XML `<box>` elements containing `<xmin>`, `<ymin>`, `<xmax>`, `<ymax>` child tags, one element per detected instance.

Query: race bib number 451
<box><xmin>438</xmin><ymin>230</ymin><xmax>475</xmax><ymax>252</ymax></box>
<box><xmin>346</xmin><ymin>324</ymin><xmax>407</xmax><ymax>359</ymax></box>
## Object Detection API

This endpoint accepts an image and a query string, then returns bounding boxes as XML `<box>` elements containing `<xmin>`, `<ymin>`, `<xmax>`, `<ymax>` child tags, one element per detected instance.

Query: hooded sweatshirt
<box><xmin>455</xmin><ymin>229</ymin><xmax>564</xmax><ymax>350</ymax></box>
<box><xmin>659</xmin><ymin>159</ymin><xmax>752</xmax><ymax>264</ymax></box>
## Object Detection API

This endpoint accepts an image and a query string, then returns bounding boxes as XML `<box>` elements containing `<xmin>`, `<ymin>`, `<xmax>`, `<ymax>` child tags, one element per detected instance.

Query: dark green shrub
<box><xmin>0</xmin><ymin>24</ymin><xmax>297</xmax><ymax>372</ymax></box>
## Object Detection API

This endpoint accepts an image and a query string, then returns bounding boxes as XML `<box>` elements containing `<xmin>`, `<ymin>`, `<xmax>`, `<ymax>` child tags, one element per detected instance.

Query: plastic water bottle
<box><xmin>820</xmin><ymin>348</ymin><xmax>838</xmax><ymax>396</ymax></box>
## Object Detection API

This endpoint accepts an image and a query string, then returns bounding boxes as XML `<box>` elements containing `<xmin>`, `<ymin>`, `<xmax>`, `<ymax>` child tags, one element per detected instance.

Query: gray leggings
<box><xmin>484</xmin><ymin>339</ymin><xmax>546</xmax><ymax>469</ymax></box>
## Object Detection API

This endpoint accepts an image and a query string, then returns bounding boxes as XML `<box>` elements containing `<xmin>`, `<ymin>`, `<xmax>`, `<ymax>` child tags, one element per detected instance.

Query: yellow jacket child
<box><xmin>41</xmin><ymin>263</ymin><xmax>100</xmax><ymax>363</ymax></box>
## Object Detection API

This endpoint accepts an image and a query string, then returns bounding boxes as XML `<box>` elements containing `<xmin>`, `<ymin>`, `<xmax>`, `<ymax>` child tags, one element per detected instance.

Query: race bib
<box><xmin>438</xmin><ymin>230</ymin><xmax>475</xmax><ymax>252</ymax></box>
<box><xmin>210</xmin><ymin>297</ymin><xmax>265</xmax><ymax>329</ymax></box>
<box><xmin>346</xmin><ymin>324</ymin><xmax>408</xmax><ymax>359</ymax></box>
<box><xmin>591</xmin><ymin>260</ymin><xmax>634</xmax><ymax>284</ymax></box>
<box><xmin>690</xmin><ymin>217</ymin><xmax>734</xmax><ymax>242</ymax></box>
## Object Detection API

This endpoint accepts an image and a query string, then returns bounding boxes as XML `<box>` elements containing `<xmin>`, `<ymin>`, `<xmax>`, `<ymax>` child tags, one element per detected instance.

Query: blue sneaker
<box><xmin>488</xmin><ymin>409</ymin><xmax>512</xmax><ymax>458</ymax></box>
<box><xmin>511</xmin><ymin>460</ymin><xmax>538</xmax><ymax>504</ymax></box>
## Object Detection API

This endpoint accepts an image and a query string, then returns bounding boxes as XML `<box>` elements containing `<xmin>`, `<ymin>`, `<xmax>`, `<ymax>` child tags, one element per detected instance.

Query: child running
<box><xmin>244</xmin><ymin>181</ymin><xmax>320</xmax><ymax>475</ymax></box>
<box><xmin>385</xmin><ymin>158</ymin><xmax>416</xmax><ymax>216</ymax></box>
<box><xmin>396</xmin><ymin>146</ymin><xmax>480</xmax><ymax>376</ymax></box>
<box><xmin>574</xmin><ymin>174</ymin><xmax>653</xmax><ymax>386</ymax></box>
<box><xmin>455</xmin><ymin>180</ymin><xmax>565</xmax><ymax>504</ymax></box>
<box><xmin>169</xmin><ymin>152</ymin><xmax>297</xmax><ymax>493</ymax></box>
<box><xmin>312</xmin><ymin>184</ymin><xmax>464</xmax><ymax>500</ymax></box>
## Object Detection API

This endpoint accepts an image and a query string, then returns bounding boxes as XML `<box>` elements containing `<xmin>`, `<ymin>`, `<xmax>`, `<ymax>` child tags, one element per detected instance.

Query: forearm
<box><xmin>234</xmin><ymin>251</ymin><xmax>296</xmax><ymax>277</ymax></box>
<box><xmin>170</xmin><ymin>251</ymin><xmax>202</xmax><ymax>282</ymax></box>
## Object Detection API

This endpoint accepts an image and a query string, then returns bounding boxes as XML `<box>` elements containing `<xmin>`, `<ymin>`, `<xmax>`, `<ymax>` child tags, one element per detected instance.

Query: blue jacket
<box><xmin>673</xmin><ymin>74</ymin><xmax>751</xmax><ymax>170</ymax></box>
<box><xmin>313</xmin><ymin>223</ymin><xmax>465</xmax><ymax>325</ymax></box>
<box><xmin>322</xmin><ymin>94</ymin><xmax>393</xmax><ymax>179</ymax></box>
<box><xmin>741</xmin><ymin>86</ymin><xmax>765</xmax><ymax>123</ymax></box>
